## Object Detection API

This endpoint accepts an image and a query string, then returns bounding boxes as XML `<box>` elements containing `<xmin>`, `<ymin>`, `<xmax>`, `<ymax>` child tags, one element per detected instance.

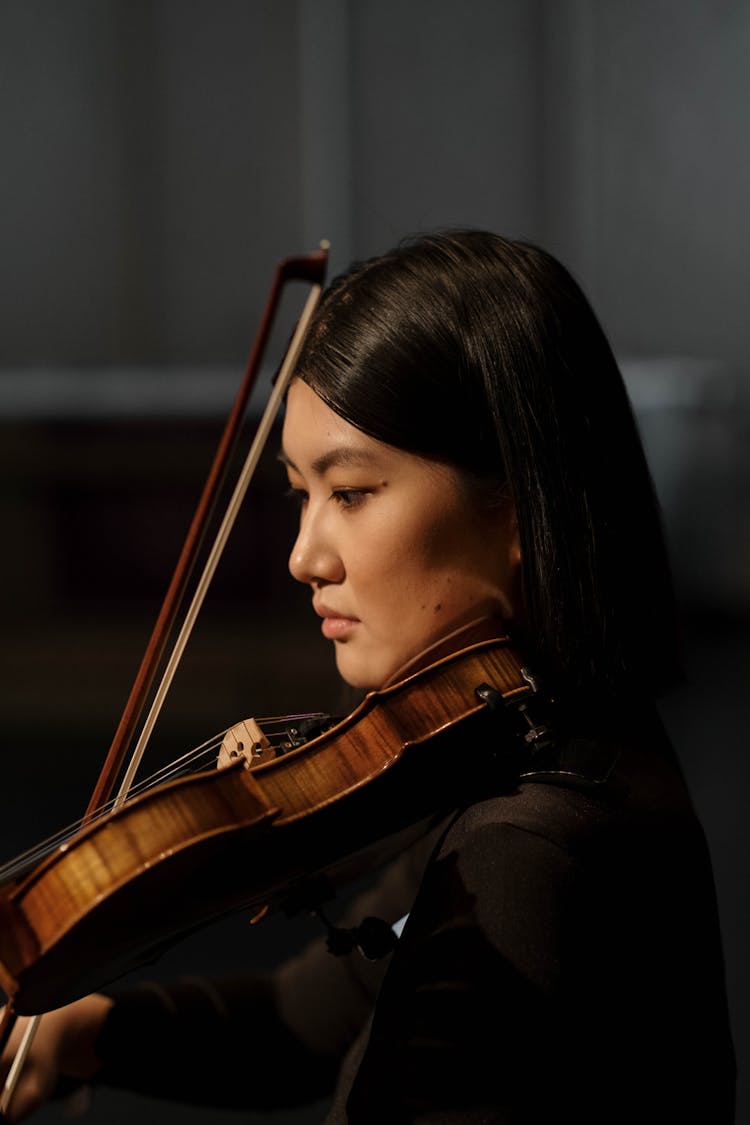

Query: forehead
<box><xmin>281</xmin><ymin>379</ymin><xmax>391</xmax><ymax>472</ymax></box>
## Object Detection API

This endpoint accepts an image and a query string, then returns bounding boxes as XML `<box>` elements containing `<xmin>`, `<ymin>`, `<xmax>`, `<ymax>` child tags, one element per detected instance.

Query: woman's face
<box><xmin>281</xmin><ymin>379</ymin><xmax>522</xmax><ymax>690</ymax></box>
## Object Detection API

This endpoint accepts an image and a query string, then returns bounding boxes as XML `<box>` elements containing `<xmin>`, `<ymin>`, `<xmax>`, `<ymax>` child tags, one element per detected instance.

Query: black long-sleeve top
<box><xmin>97</xmin><ymin>701</ymin><xmax>736</xmax><ymax>1123</ymax></box>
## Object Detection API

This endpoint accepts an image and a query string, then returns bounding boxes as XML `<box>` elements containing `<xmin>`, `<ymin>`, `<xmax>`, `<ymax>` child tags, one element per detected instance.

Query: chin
<box><xmin>335</xmin><ymin>650</ymin><xmax>390</xmax><ymax>693</ymax></box>
<box><xmin>337</xmin><ymin>666</ymin><xmax>380</xmax><ymax>693</ymax></box>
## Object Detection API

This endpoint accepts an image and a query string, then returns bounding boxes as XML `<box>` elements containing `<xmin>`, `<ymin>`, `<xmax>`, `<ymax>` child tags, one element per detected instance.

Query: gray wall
<box><xmin>1</xmin><ymin>2</ymin><xmax>748</xmax><ymax>1121</ymax></box>
<box><xmin>3</xmin><ymin>1</ymin><xmax>749</xmax><ymax>366</ymax></box>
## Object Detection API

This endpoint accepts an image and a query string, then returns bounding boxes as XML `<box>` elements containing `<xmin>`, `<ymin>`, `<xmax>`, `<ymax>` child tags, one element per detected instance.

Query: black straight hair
<box><xmin>294</xmin><ymin>229</ymin><xmax>683</xmax><ymax>703</ymax></box>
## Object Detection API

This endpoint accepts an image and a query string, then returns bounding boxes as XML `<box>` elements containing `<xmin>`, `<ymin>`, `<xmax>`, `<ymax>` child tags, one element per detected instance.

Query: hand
<box><xmin>0</xmin><ymin>995</ymin><xmax>112</xmax><ymax>1122</ymax></box>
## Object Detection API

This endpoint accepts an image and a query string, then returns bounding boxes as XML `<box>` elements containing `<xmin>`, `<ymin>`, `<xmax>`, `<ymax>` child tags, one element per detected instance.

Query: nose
<box><xmin>288</xmin><ymin>504</ymin><xmax>344</xmax><ymax>587</ymax></box>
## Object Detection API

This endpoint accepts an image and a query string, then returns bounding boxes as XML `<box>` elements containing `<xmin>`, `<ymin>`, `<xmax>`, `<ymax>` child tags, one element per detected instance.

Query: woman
<box><xmin>1</xmin><ymin>230</ymin><xmax>736</xmax><ymax>1122</ymax></box>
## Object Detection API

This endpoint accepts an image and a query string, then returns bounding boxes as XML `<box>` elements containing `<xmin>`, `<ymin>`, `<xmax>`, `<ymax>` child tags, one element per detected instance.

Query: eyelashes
<box><xmin>283</xmin><ymin>485</ymin><xmax>370</xmax><ymax>511</ymax></box>
<box><xmin>330</xmin><ymin>488</ymin><xmax>369</xmax><ymax>509</ymax></box>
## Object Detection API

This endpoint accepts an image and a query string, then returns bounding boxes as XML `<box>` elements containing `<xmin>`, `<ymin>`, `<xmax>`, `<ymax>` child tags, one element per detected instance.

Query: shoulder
<box><xmin>407</xmin><ymin>711</ymin><xmax>706</xmax><ymax>960</ymax></box>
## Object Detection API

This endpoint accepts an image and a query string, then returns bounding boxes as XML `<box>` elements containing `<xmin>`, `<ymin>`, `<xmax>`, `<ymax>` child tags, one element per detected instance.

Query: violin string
<box><xmin>0</xmin><ymin>714</ymin><xmax>332</xmax><ymax>884</ymax></box>
<box><xmin>0</xmin><ymin>731</ymin><xmax>227</xmax><ymax>883</ymax></box>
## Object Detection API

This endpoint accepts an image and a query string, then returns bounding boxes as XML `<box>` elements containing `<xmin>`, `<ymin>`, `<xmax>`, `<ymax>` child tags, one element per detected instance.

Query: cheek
<box><xmin>369</xmin><ymin>518</ymin><xmax>467</xmax><ymax>614</ymax></box>
<box><xmin>351</xmin><ymin>487</ymin><xmax>505</xmax><ymax>623</ymax></box>
<box><xmin>346</xmin><ymin>520</ymin><xmax>437</xmax><ymax>624</ymax></box>
<box><xmin>401</xmin><ymin>508</ymin><xmax>507</xmax><ymax>615</ymax></box>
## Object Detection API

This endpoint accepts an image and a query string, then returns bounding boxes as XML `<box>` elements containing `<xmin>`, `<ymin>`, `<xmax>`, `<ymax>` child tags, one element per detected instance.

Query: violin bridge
<box><xmin>217</xmin><ymin>718</ymin><xmax>271</xmax><ymax>770</ymax></box>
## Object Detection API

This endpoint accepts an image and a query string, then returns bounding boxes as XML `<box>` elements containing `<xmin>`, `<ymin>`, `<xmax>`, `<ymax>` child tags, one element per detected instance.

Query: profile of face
<box><xmin>281</xmin><ymin>379</ymin><xmax>522</xmax><ymax>690</ymax></box>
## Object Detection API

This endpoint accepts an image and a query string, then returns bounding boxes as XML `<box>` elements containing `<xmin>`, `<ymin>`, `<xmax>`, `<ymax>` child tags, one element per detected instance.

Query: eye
<box><xmin>330</xmin><ymin>488</ymin><xmax>369</xmax><ymax>509</ymax></box>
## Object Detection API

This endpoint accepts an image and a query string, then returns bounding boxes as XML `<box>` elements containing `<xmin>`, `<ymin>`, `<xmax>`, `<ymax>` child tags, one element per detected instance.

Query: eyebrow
<box><xmin>278</xmin><ymin>446</ymin><xmax>382</xmax><ymax>476</ymax></box>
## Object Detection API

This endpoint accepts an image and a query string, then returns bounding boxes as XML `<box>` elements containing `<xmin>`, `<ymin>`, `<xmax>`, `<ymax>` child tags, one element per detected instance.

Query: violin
<box><xmin>0</xmin><ymin>617</ymin><xmax>540</xmax><ymax>1016</ymax></box>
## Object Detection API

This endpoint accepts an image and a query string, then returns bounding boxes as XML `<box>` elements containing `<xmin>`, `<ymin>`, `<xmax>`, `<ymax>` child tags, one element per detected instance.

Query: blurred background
<box><xmin>1</xmin><ymin>1</ymin><xmax>748</xmax><ymax>1121</ymax></box>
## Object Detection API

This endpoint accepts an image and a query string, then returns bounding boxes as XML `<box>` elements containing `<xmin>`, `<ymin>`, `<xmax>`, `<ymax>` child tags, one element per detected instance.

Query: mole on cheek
<box><xmin>433</xmin><ymin>602</ymin><xmax>443</xmax><ymax>613</ymax></box>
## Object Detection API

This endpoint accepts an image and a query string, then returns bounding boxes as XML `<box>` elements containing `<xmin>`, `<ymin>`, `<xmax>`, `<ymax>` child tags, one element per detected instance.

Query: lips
<box><xmin>314</xmin><ymin>603</ymin><xmax>360</xmax><ymax>641</ymax></box>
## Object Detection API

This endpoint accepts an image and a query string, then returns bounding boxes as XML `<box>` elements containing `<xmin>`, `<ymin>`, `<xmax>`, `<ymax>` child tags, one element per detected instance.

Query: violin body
<box><xmin>0</xmin><ymin>764</ymin><xmax>278</xmax><ymax>1013</ymax></box>
<box><xmin>0</xmin><ymin>627</ymin><xmax>535</xmax><ymax>1015</ymax></box>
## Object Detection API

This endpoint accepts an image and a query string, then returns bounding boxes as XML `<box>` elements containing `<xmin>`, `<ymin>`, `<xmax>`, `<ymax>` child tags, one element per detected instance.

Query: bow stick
<box><xmin>0</xmin><ymin>242</ymin><xmax>328</xmax><ymax>1115</ymax></box>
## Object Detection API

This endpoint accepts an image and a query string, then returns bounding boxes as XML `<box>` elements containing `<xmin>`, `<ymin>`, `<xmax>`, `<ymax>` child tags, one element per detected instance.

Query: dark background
<box><xmin>1</xmin><ymin>3</ymin><xmax>748</xmax><ymax>1122</ymax></box>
